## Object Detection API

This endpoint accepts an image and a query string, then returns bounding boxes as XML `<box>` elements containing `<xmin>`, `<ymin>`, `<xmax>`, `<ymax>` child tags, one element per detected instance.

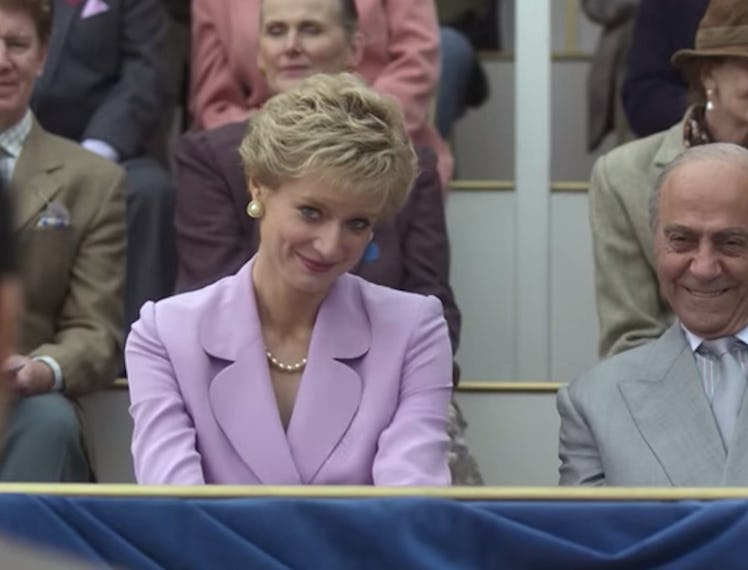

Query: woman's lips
<box><xmin>298</xmin><ymin>254</ymin><xmax>334</xmax><ymax>273</ymax></box>
<box><xmin>280</xmin><ymin>65</ymin><xmax>310</xmax><ymax>75</ymax></box>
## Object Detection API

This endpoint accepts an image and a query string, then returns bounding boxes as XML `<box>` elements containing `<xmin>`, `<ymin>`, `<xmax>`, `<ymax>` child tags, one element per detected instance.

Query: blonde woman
<box><xmin>127</xmin><ymin>74</ymin><xmax>452</xmax><ymax>485</ymax></box>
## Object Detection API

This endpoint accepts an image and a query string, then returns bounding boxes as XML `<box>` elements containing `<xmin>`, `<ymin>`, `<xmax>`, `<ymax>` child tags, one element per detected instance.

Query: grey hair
<box><xmin>649</xmin><ymin>142</ymin><xmax>748</xmax><ymax>230</ymax></box>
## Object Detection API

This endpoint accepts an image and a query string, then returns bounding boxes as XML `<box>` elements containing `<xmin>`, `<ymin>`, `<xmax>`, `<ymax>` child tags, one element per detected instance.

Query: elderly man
<box><xmin>559</xmin><ymin>143</ymin><xmax>748</xmax><ymax>486</ymax></box>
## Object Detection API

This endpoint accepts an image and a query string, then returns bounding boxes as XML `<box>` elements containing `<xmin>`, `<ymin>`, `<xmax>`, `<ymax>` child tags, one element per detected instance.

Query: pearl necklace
<box><xmin>265</xmin><ymin>348</ymin><xmax>307</xmax><ymax>373</ymax></box>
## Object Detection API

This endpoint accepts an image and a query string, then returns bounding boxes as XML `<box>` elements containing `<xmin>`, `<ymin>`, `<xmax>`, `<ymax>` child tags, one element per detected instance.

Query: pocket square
<box><xmin>81</xmin><ymin>0</ymin><xmax>109</xmax><ymax>19</ymax></box>
<box><xmin>36</xmin><ymin>201</ymin><xmax>71</xmax><ymax>229</ymax></box>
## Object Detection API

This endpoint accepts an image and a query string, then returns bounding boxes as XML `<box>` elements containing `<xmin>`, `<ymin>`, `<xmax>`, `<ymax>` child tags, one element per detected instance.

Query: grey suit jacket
<box><xmin>590</xmin><ymin>120</ymin><xmax>684</xmax><ymax>357</ymax></box>
<box><xmin>12</xmin><ymin>118</ymin><xmax>126</xmax><ymax>396</ymax></box>
<box><xmin>31</xmin><ymin>0</ymin><xmax>171</xmax><ymax>159</ymax></box>
<box><xmin>557</xmin><ymin>323</ymin><xmax>748</xmax><ymax>486</ymax></box>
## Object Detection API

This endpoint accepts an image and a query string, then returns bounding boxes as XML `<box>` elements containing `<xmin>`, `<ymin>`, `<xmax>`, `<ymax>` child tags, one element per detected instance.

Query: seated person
<box><xmin>0</xmin><ymin>0</ymin><xmax>125</xmax><ymax>481</ymax></box>
<box><xmin>590</xmin><ymin>0</ymin><xmax>748</xmax><ymax>357</ymax></box>
<box><xmin>560</xmin><ymin>143</ymin><xmax>748</xmax><ymax>486</ymax></box>
<box><xmin>621</xmin><ymin>0</ymin><xmax>708</xmax><ymax>137</ymax></box>
<box><xmin>31</xmin><ymin>0</ymin><xmax>175</xmax><ymax>332</ymax></box>
<box><xmin>190</xmin><ymin>0</ymin><xmax>453</xmax><ymax>185</ymax></box>
<box><xmin>0</xmin><ymin>188</ymin><xmax>94</xmax><ymax>570</ymax></box>
<box><xmin>127</xmin><ymin>73</ymin><xmax>453</xmax><ymax>485</ymax></box>
<box><xmin>175</xmin><ymin>0</ymin><xmax>481</xmax><ymax>484</ymax></box>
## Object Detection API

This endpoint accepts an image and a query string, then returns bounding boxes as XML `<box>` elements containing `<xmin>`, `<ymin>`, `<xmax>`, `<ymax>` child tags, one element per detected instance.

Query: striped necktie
<box><xmin>701</xmin><ymin>337</ymin><xmax>747</xmax><ymax>450</ymax></box>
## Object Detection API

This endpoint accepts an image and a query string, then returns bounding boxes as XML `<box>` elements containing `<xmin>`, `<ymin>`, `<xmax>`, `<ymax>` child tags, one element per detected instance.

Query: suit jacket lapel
<box><xmin>10</xmin><ymin>119</ymin><xmax>64</xmax><ymax>231</ymax></box>
<box><xmin>619</xmin><ymin>324</ymin><xmax>726</xmax><ymax>485</ymax></box>
<box><xmin>287</xmin><ymin>275</ymin><xmax>367</xmax><ymax>483</ymax></box>
<box><xmin>36</xmin><ymin>0</ymin><xmax>80</xmax><ymax>88</ymax></box>
<box><xmin>203</xmin><ymin>261</ymin><xmax>301</xmax><ymax>484</ymax></box>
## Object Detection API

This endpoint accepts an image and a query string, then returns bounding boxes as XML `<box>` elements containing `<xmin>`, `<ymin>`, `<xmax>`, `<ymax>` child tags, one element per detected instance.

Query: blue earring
<box><xmin>362</xmin><ymin>240</ymin><xmax>379</xmax><ymax>263</ymax></box>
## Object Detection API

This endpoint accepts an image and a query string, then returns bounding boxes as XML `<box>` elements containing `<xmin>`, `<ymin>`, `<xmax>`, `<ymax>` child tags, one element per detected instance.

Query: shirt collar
<box><xmin>0</xmin><ymin>110</ymin><xmax>32</xmax><ymax>159</ymax></box>
<box><xmin>681</xmin><ymin>321</ymin><xmax>748</xmax><ymax>353</ymax></box>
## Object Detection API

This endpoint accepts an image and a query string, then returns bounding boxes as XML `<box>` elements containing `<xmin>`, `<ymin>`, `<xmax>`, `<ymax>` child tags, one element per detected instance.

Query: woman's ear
<box><xmin>699</xmin><ymin>61</ymin><xmax>718</xmax><ymax>94</ymax></box>
<box><xmin>347</xmin><ymin>31</ymin><xmax>364</xmax><ymax>68</ymax></box>
<box><xmin>248</xmin><ymin>180</ymin><xmax>263</xmax><ymax>202</ymax></box>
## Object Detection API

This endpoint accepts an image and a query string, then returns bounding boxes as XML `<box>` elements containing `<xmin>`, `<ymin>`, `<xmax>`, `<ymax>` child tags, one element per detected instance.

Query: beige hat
<box><xmin>671</xmin><ymin>0</ymin><xmax>748</xmax><ymax>69</ymax></box>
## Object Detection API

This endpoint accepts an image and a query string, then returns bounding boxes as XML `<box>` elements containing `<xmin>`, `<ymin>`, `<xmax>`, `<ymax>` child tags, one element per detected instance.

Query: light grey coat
<box><xmin>558</xmin><ymin>323</ymin><xmax>748</xmax><ymax>486</ymax></box>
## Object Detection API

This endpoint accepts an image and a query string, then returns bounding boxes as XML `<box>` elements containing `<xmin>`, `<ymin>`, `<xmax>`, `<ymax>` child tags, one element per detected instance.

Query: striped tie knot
<box><xmin>701</xmin><ymin>336</ymin><xmax>743</xmax><ymax>358</ymax></box>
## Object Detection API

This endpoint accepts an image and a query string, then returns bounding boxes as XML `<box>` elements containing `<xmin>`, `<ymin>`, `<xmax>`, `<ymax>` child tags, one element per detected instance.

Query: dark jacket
<box><xmin>173</xmin><ymin>121</ymin><xmax>462</xmax><ymax>352</ymax></box>
<box><xmin>31</xmin><ymin>0</ymin><xmax>172</xmax><ymax>159</ymax></box>
<box><xmin>621</xmin><ymin>0</ymin><xmax>709</xmax><ymax>137</ymax></box>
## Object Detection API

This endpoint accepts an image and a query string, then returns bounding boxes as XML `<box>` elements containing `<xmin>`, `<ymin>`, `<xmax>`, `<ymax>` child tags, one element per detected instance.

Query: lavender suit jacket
<box><xmin>126</xmin><ymin>260</ymin><xmax>453</xmax><ymax>485</ymax></box>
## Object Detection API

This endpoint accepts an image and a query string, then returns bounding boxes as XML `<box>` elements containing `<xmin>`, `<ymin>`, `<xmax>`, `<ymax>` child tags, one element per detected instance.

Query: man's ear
<box><xmin>36</xmin><ymin>42</ymin><xmax>49</xmax><ymax>77</ymax></box>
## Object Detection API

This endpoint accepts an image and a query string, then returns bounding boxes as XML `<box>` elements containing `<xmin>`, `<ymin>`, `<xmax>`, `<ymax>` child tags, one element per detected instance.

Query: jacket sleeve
<box><xmin>374</xmin><ymin>0</ymin><xmax>440</xmax><ymax>135</ymax></box>
<box><xmin>29</xmin><ymin>166</ymin><xmax>126</xmax><ymax>396</ymax></box>
<box><xmin>581</xmin><ymin>0</ymin><xmax>639</xmax><ymax>27</ymax></box>
<box><xmin>174</xmin><ymin>130</ymin><xmax>250</xmax><ymax>292</ymax></box>
<box><xmin>621</xmin><ymin>0</ymin><xmax>694</xmax><ymax>137</ymax></box>
<box><xmin>83</xmin><ymin>0</ymin><xmax>172</xmax><ymax>158</ymax></box>
<box><xmin>190</xmin><ymin>0</ymin><xmax>254</xmax><ymax>128</ymax></box>
<box><xmin>126</xmin><ymin>301</ymin><xmax>206</xmax><ymax>484</ymax></box>
<box><xmin>589</xmin><ymin>154</ymin><xmax>669</xmax><ymax>357</ymax></box>
<box><xmin>373</xmin><ymin>296</ymin><xmax>452</xmax><ymax>485</ymax></box>
<box><xmin>557</xmin><ymin>385</ymin><xmax>606</xmax><ymax>486</ymax></box>
<box><xmin>399</xmin><ymin>148</ymin><xmax>461</xmax><ymax>352</ymax></box>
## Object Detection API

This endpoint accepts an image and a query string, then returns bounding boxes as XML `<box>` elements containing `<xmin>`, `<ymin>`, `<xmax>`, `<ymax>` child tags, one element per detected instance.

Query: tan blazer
<box><xmin>10</xmin><ymin>119</ymin><xmax>126</xmax><ymax>396</ymax></box>
<box><xmin>589</xmin><ymin>121</ymin><xmax>683</xmax><ymax>357</ymax></box>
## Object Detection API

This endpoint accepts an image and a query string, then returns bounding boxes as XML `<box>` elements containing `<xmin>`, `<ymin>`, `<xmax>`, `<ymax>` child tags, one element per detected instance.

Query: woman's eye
<box><xmin>264</xmin><ymin>23</ymin><xmax>286</xmax><ymax>36</ymax></box>
<box><xmin>347</xmin><ymin>219</ymin><xmax>371</xmax><ymax>232</ymax></box>
<box><xmin>300</xmin><ymin>23</ymin><xmax>322</xmax><ymax>35</ymax></box>
<box><xmin>299</xmin><ymin>206</ymin><xmax>320</xmax><ymax>220</ymax></box>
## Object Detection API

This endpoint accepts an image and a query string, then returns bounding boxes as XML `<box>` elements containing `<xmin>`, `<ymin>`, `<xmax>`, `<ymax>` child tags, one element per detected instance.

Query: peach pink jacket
<box><xmin>190</xmin><ymin>0</ymin><xmax>453</xmax><ymax>184</ymax></box>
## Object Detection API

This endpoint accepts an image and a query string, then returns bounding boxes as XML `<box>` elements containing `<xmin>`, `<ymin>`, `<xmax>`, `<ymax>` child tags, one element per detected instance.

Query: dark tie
<box><xmin>701</xmin><ymin>337</ymin><xmax>747</xmax><ymax>450</ymax></box>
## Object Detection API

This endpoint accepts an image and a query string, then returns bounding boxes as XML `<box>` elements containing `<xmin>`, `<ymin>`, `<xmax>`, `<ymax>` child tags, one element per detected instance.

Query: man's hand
<box><xmin>3</xmin><ymin>355</ymin><xmax>53</xmax><ymax>395</ymax></box>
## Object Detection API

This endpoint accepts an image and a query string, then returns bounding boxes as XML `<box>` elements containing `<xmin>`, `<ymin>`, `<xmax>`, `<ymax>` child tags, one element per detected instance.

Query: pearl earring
<box><xmin>706</xmin><ymin>88</ymin><xmax>715</xmax><ymax>111</ymax></box>
<box><xmin>246</xmin><ymin>200</ymin><xmax>264</xmax><ymax>219</ymax></box>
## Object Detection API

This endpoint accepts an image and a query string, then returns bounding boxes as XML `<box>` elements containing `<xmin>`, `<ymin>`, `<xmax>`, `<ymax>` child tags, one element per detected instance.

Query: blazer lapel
<box><xmin>203</xmin><ymin>261</ymin><xmax>301</xmax><ymax>484</ymax></box>
<box><xmin>287</xmin><ymin>276</ymin><xmax>367</xmax><ymax>483</ymax></box>
<box><xmin>10</xmin><ymin>119</ymin><xmax>64</xmax><ymax>231</ymax></box>
<box><xmin>619</xmin><ymin>324</ymin><xmax>726</xmax><ymax>485</ymax></box>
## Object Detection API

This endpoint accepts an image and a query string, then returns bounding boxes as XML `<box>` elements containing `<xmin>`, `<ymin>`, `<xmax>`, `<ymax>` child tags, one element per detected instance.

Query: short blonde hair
<box><xmin>238</xmin><ymin>73</ymin><xmax>418</xmax><ymax>220</ymax></box>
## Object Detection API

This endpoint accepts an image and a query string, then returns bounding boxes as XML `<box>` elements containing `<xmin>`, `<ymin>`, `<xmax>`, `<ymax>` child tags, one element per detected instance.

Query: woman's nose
<box><xmin>284</xmin><ymin>30</ymin><xmax>301</xmax><ymax>53</ymax></box>
<box><xmin>313</xmin><ymin>224</ymin><xmax>342</xmax><ymax>257</ymax></box>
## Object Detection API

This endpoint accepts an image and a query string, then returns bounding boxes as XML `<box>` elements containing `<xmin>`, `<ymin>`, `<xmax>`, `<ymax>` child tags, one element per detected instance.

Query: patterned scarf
<box><xmin>682</xmin><ymin>104</ymin><xmax>714</xmax><ymax>148</ymax></box>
